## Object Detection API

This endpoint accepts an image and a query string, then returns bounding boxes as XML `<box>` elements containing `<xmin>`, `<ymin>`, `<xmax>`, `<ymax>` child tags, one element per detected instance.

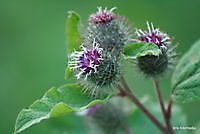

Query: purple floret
<box><xmin>69</xmin><ymin>40</ymin><xmax>103</xmax><ymax>79</ymax></box>
<box><xmin>135</xmin><ymin>22</ymin><xmax>171</xmax><ymax>50</ymax></box>
<box><xmin>89</xmin><ymin>7</ymin><xmax>116</xmax><ymax>24</ymax></box>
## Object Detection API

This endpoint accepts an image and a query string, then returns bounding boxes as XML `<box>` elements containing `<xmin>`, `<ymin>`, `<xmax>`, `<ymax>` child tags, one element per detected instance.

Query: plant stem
<box><xmin>153</xmin><ymin>80</ymin><xmax>174</xmax><ymax>134</ymax></box>
<box><xmin>117</xmin><ymin>76</ymin><xmax>166</xmax><ymax>133</ymax></box>
<box><xmin>153</xmin><ymin>80</ymin><xmax>167</xmax><ymax>120</ymax></box>
<box><xmin>166</xmin><ymin>97</ymin><xmax>174</xmax><ymax>133</ymax></box>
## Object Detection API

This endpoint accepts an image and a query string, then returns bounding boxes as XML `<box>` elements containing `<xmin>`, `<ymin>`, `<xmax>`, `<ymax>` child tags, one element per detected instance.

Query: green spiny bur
<box><xmin>87</xmin><ymin>104</ymin><xmax>124</xmax><ymax>134</ymax></box>
<box><xmin>137</xmin><ymin>53</ymin><xmax>168</xmax><ymax>77</ymax></box>
<box><xmin>88</xmin><ymin>54</ymin><xmax>120</xmax><ymax>87</ymax></box>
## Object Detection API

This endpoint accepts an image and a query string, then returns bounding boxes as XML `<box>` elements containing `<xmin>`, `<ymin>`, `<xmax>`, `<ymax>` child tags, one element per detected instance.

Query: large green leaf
<box><xmin>172</xmin><ymin>40</ymin><xmax>200</xmax><ymax>103</ymax></box>
<box><xmin>65</xmin><ymin>11</ymin><xmax>81</xmax><ymax>80</ymax></box>
<box><xmin>123</xmin><ymin>42</ymin><xmax>161</xmax><ymax>59</ymax></box>
<box><xmin>14</xmin><ymin>84</ymin><xmax>109</xmax><ymax>134</ymax></box>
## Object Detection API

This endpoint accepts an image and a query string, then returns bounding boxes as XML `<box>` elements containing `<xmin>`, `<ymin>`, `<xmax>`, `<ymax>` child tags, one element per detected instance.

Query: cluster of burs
<box><xmin>69</xmin><ymin>7</ymin><xmax>132</xmax><ymax>93</ymax></box>
<box><xmin>69</xmin><ymin>7</ymin><xmax>176</xmax><ymax>134</ymax></box>
<box><xmin>69</xmin><ymin>7</ymin><xmax>175</xmax><ymax>94</ymax></box>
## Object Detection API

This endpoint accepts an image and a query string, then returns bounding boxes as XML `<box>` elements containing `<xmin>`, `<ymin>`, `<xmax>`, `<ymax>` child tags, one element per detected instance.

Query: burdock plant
<box><xmin>133</xmin><ymin>22</ymin><xmax>176</xmax><ymax>77</ymax></box>
<box><xmin>14</xmin><ymin>7</ymin><xmax>200</xmax><ymax>134</ymax></box>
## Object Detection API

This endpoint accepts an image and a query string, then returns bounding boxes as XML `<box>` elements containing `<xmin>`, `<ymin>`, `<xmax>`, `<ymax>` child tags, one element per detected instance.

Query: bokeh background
<box><xmin>1</xmin><ymin>0</ymin><xmax>200</xmax><ymax>134</ymax></box>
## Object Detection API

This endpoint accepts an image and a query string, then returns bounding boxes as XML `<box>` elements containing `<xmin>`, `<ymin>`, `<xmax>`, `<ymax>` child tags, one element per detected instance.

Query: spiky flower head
<box><xmin>136</xmin><ymin>22</ymin><xmax>171</xmax><ymax>52</ymax></box>
<box><xmin>89</xmin><ymin>7</ymin><xmax>117</xmax><ymax>24</ymax></box>
<box><xmin>69</xmin><ymin>39</ymin><xmax>103</xmax><ymax>79</ymax></box>
<box><xmin>85</xmin><ymin>7</ymin><xmax>133</xmax><ymax>55</ymax></box>
<box><xmin>134</xmin><ymin>22</ymin><xmax>177</xmax><ymax>78</ymax></box>
<box><xmin>85</xmin><ymin>104</ymin><xmax>124</xmax><ymax>134</ymax></box>
<box><xmin>80</xmin><ymin>53</ymin><xmax>120</xmax><ymax>96</ymax></box>
<box><xmin>69</xmin><ymin>39</ymin><xmax>120</xmax><ymax>95</ymax></box>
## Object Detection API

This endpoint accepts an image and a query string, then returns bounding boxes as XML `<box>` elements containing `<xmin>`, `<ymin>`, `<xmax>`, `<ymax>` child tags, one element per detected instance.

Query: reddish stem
<box><xmin>117</xmin><ymin>77</ymin><xmax>166</xmax><ymax>133</ymax></box>
<box><xmin>153</xmin><ymin>80</ymin><xmax>174</xmax><ymax>134</ymax></box>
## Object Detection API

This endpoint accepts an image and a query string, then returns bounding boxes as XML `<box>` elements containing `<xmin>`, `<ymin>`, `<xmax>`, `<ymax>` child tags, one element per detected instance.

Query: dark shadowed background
<box><xmin>0</xmin><ymin>0</ymin><xmax>200</xmax><ymax>134</ymax></box>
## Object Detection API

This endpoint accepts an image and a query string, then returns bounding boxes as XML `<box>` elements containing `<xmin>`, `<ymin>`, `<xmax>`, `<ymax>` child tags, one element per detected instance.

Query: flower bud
<box><xmin>85</xmin><ymin>7</ymin><xmax>133</xmax><ymax>56</ymax></box>
<box><xmin>69</xmin><ymin>39</ymin><xmax>120</xmax><ymax>94</ymax></box>
<box><xmin>134</xmin><ymin>22</ymin><xmax>177</xmax><ymax>77</ymax></box>
<box><xmin>86</xmin><ymin>104</ymin><xmax>124</xmax><ymax>134</ymax></box>
<box><xmin>137</xmin><ymin>53</ymin><xmax>168</xmax><ymax>77</ymax></box>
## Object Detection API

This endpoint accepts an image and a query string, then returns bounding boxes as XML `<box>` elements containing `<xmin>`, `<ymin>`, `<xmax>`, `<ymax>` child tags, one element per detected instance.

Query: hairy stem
<box><xmin>117</xmin><ymin>76</ymin><xmax>166</xmax><ymax>133</ymax></box>
<box><xmin>153</xmin><ymin>80</ymin><xmax>174</xmax><ymax>134</ymax></box>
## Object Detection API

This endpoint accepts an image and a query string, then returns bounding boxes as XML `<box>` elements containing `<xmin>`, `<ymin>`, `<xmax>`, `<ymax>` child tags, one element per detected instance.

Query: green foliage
<box><xmin>50</xmin><ymin>114</ymin><xmax>87</xmax><ymax>134</ymax></box>
<box><xmin>66</xmin><ymin>11</ymin><xmax>81</xmax><ymax>54</ymax></box>
<box><xmin>65</xmin><ymin>11</ymin><xmax>81</xmax><ymax>80</ymax></box>
<box><xmin>172</xmin><ymin>40</ymin><xmax>200</xmax><ymax>103</ymax></box>
<box><xmin>65</xmin><ymin>65</ymin><xmax>74</xmax><ymax>80</ymax></box>
<box><xmin>13</xmin><ymin>6</ymin><xmax>198</xmax><ymax>134</ymax></box>
<box><xmin>14</xmin><ymin>84</ymin><xmax>109</xmax><ymax>134</ymax></box>
<box><xmin>123</xmin><ymin>42</ymin><xmax>161</xmax><ymax>59</ymax></box>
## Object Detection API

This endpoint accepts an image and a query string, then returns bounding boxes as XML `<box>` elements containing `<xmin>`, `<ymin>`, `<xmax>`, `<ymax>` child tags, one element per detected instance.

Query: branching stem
<box><xmin>117</xmin><ymin>76</ymin><xmax>166</xmax><ymax>133</ymax></box>
<box><xmin>166</xmin><ymin>97</ymin><xmax>174</xmax><ymax>133</ymax></box>
<box><xmin>153</xmin><ymin>80</ymin><xmax>174</xmax><ymax>134</ymax></box>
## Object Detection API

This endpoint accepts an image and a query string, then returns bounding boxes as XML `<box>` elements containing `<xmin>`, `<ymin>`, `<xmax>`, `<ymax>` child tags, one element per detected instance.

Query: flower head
<box><xmin>86</xmin><ymin>103</ymin><xmax>124</xmax><ymax>134</ymax></box>
<box><xmin>89</xmin><ymin>7</ymin><xmax>116</xmax><ymax>24</ymax></box>
<box><xmin>136</xmin><ymin>22</ymin><xmax>171</xmax><ymax>51</ymax></box>
<box><xmin>69</xmin><ymin>39</ymin><xmax>103</xmax><ymax>79</ymax></box>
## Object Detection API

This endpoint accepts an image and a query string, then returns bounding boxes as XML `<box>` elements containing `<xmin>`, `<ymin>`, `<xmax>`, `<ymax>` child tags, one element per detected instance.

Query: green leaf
<box><xmin>65</xmin><ymin>65</ymin><xmax>74</xmax><ymax>80</ymax></box>
<box><xmin>172</xmin><ymin>40</ymin><xmax>200</xmax><ymax>103</ymax></box>
<box><xmin>14</xmin><ymin>84</ymin><xmax>109</xmax><ymax>134</ymax></box>
<box><xmin>50</xmin><ymin>114</ymin><xmax>87</xmax><ymax>134</ymax></box>
<box><xmin>123</xmin><ymin>42</ymin><xmax>161</xmax><ymax>59</ymax></box>
<box><xmin>65</xmin><ymin>11</ymin><xmax>81</xmax><ymax>80</ymax></box>
<box><xmin>66</xmin><ymin>11</ymin><xmax>81</xmax><ymax>54</ymax></box>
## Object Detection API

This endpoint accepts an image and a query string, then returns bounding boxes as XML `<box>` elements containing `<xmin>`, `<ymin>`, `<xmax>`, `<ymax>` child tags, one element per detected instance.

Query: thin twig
<box><xmin>153</xmin><ymin>80</ymin><xmax>174</xmax><ymax>134</ymax></box>
<box><xmin>154</xmin><ymin>80</ymin><xmax>167</xmax><ymax>120</ymax></box>
<box><xmin>166</xmin><ymin>97</ymin><xmax>174</xmax><ymax>133</ymax></box>
<box><xmin>118</xmin><ymin>76</ymin><xmax>166</xmax><ymax>133</ymax></box>
<box><xmin>166</xmin><ymin>97</ymin><xmax>173</xmax><ymax>118</ymax></box>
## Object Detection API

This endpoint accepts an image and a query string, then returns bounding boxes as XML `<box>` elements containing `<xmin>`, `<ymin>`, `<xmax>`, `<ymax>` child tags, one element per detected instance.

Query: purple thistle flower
<box><xmin>69</xmin><ymin>39</ymin><xmax>103</xmax><ymax>79</ymax></box>
<box><xmin>135</xmin><ymin>22</ymin><xmax>171</xmax><ymax>51</ymax></box>
<box><xmin>89</xmin><ymin>7</ymin><xmax>116</xmax><ymax>24</ymax></box>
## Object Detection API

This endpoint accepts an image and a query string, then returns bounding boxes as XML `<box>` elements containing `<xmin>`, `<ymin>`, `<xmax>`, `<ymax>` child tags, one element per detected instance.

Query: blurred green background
<box><xmin>0</xmin><ymin>0</ymin><xmax>200</xmax><ymax>134</ymax></box>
